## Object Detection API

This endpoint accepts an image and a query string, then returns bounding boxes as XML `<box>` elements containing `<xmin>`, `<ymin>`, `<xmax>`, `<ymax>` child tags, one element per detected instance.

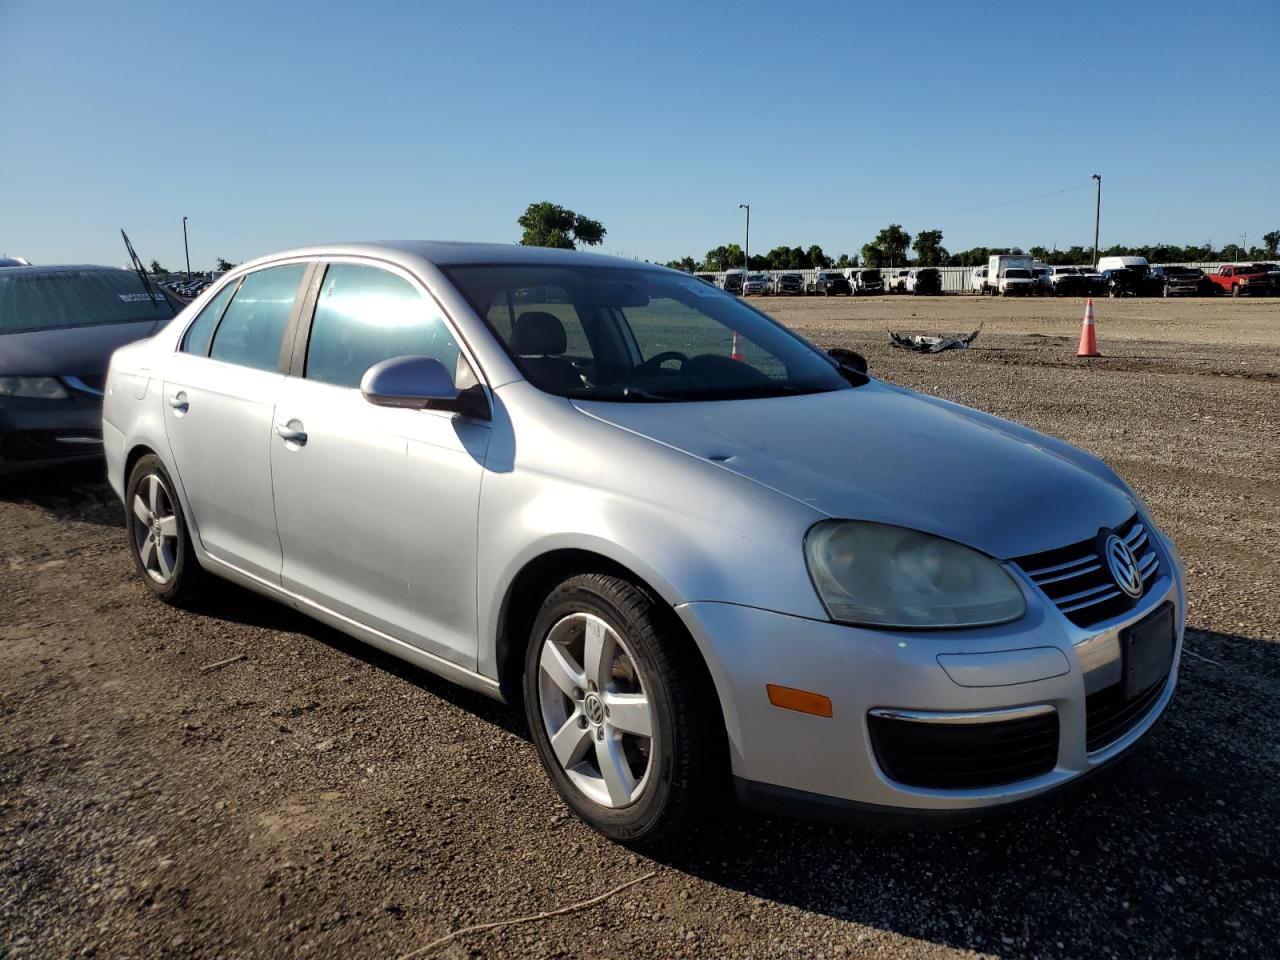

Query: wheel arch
<box><xmin>123</xmin><ymin>441</ymin><xmax>159</xmax><ymax>490</ymax></box>
<box><xmin>493</xmin><ymin>548</ymin><xmax>729</xmax><ymax>753</ymax></box>
<box><xmin>122</xmin><ymin>440</ymin><xmax>205</xmax><ymax>555</ymax></box>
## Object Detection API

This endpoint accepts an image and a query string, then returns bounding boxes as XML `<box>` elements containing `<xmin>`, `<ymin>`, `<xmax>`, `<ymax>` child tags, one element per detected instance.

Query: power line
<box><xmin>748</xmin><ymin>182</ymin><xmax>1093</xmax><ymax>223</ymax></box>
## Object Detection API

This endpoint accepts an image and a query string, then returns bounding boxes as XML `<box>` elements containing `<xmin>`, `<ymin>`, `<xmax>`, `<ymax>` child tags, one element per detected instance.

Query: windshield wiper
<box><xmin>120</xmin><ymin>228</ymin><xmax>164</xmax><ymax>311</ymax></box>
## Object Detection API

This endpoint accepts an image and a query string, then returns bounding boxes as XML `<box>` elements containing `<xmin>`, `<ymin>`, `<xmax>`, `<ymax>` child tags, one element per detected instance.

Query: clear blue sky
<box><xmin>2</xmin><ymin>0</ymin><xmax>1276</xmax><ymax>269</ymax></box>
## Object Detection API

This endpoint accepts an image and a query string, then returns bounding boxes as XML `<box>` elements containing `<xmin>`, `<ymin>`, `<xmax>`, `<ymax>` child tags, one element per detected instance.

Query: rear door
<box><xmin>268</xmin><ymin>260</ymin><xmax>490</xmax><ymax>667</ymax></box>
<box><xmin>162</xmin><ymin>262</ymin><xmax>312</xmax><ymax>583</ymax></box>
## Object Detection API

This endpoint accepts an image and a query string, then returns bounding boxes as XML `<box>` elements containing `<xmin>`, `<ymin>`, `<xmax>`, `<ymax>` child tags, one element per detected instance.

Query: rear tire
<box><xmin>125</xmin><ymin>454</ymin><xmax>209</xmax><ymax>604</ymax></box>
<box><xmin>522</xmin><ymin>573</ymin><xmax>722</xmax><ymax>845</ymax></box>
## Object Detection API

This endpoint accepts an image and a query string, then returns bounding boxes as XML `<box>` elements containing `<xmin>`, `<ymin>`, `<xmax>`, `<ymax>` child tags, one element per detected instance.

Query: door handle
<box><xmin>168</xmin><ymin>391</ymin><xmax>189</xmax><ymax>414</ymax></box>
<box><xmin>275</xmin><ymin>422</ymin><xmax>307</xmax><ymax>446</ymax></box>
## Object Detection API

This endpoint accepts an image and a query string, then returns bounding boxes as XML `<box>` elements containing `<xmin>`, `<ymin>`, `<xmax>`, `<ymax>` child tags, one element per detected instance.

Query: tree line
<box><xmin>664</xmin><ymin>226</ymin><xmax>1280</xmax><ymax>273</ymax></box>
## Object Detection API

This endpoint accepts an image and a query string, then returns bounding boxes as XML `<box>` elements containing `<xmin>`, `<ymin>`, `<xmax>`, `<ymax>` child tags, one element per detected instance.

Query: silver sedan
<box><xmin>103</xmin><ymin>242</ymin><xmax>1184</xmax><ymax>844</ymax></box>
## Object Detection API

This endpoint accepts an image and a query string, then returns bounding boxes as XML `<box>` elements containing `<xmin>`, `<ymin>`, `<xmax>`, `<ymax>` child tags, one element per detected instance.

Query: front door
<box><xmin>269</xmin><ymin>262</ymin><xmax>490</xmax><ymax>667</ymax></box>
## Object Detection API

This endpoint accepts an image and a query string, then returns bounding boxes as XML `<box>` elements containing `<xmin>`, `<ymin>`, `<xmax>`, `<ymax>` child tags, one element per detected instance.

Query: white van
<box><xmin>998</xmin><ymin>267</ymin><xmax>1037</xmax><ymax>296</ymax></box>
<box><xmin>970</xmin><ymin>265</ymin><xmax>988</xmax><ymax>293</ymax></box>
<box><xmin>984</xmin><ymin>255</ymin><xmax>1033</xmax><ymax>294</ymax></box>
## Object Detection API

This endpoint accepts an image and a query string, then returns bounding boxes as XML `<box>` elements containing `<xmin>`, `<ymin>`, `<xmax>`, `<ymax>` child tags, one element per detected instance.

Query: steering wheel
<box><xmin>637</xmin><ymin>351</ymin><xmax>688</xmax><ymax>375</ymax></box>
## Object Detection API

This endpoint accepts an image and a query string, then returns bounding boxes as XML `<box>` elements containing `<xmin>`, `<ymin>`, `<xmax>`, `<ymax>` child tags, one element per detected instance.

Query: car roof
<box><xmin>233</xmin><ymin>241</ymin><xmax>655</xmax><ymax>275</ymax></box>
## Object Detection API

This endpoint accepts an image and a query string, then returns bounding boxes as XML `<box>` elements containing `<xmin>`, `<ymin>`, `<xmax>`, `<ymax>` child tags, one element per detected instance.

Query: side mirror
<box><xmin>360</xmin><ymin>355</ymin><xmax>489</xmax><ymax>419</ymax></box>
<box><xmin>828</xmin><ymin>347</ymin><xmax>868</xmax><ymax>376</ymax></box>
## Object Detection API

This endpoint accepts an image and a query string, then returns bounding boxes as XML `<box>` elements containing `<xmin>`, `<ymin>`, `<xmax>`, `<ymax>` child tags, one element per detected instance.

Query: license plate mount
<box><xmin>1122</xmin><ymin>603</ymin><xmax>1175</xmax><ymax>699</ymax></box>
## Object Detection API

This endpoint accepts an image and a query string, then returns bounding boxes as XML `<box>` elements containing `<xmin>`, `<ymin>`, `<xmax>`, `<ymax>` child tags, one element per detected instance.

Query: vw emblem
<box><xmin>585</xmin><ymin>694</ymin><xmax>605</xmax><ymax>725</ymax></box>
<box><xmin>1104</xmin><ymin>533</ymin><xmax>1143</xmax><ymax>599</ymax></box>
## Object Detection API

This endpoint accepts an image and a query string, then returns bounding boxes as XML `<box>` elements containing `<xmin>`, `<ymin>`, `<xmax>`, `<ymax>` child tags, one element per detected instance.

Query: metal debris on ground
<box><xmin>889</xmin><ymin>324</ymin><xmax>982</xmax><ymax>353</ymax></box>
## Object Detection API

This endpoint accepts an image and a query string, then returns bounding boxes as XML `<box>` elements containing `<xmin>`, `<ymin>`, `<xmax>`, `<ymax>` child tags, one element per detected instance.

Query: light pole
<box><xmin>182</xmin><ymin>216</ymin><xmax>191</xmax><ymax>280</ymax></box>
<box><xmin>1239</xmin><ymin>233</ymin><xmax>1247</xmax><ymax>261</ymax></box>
<box><xmin>739</xmin><ymin>203</ymin><xmax>750</xmax><ymax>276</ymax></box>
<box><xmin>1091</xmin><ymin>174</ymin><xmax>1101</xmax><ymax>268</ymax></box>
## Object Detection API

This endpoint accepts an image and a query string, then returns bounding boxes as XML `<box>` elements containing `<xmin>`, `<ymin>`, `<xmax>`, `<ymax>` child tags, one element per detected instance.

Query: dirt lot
<box><xmin>2</xmin><ymin>295</ymin><xmax>1278</xmax><ymax>959</ymax></box>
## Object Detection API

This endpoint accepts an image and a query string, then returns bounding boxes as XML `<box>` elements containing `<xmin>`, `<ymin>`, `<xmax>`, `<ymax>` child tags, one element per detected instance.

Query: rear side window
<box><xmin>305</xmin><ymin>263</ymin><xmax>464</xmax><ymax>389</ymax></box>
<box><xmin>209</xmin><ymin>264</ymin><xmax>307</xmax><ymax>372</ymax></box>
<box><xmin>181</xmin><ymin>280</ymin><xmax>237</xmax><ymax>356</ymax></box>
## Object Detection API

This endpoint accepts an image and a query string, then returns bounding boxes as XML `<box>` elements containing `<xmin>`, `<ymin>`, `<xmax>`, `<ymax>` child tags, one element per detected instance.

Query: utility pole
<box><xmin>1239</xmin><ymin>233</ymin><xmax>1247</xmax><ymax>261</ymax></box>
<box><xmin>1091</xmin><ymin>174</ymin><xmax>1101</xmax><ymax>269</ymax></box>
<box><xmin>182</xmin><ymin>216</ymin><xmax>191</xmax><ymax>280</ymax></box>
<box><xmin>739</xmin><ymin>204</ymin><xmax>750</xmax><ymax>276</ymax></box>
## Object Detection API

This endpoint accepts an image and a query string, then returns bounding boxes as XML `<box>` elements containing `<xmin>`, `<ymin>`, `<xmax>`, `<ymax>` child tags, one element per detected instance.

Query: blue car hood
<box><xmin>575</xmin><ymin>380</ymin><xmax>1136</xmax><ymax>559</ymax></box>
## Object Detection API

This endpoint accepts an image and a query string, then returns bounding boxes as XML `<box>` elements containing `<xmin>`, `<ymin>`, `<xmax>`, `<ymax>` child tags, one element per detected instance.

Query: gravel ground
<box><xmin>2</xmin><ymin>295</ymin><xmax>1277</xmax><ymax>959</ymax></box>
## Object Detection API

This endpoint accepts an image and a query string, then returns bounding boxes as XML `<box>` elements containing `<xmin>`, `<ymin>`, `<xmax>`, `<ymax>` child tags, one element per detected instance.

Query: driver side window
<box><xmin>305</xmin><ymin>263</ymin><xmax>471</xmax><ymax>389</ymax></box>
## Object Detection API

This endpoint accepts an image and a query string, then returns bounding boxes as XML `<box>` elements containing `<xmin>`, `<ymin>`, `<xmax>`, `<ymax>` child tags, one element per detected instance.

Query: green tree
<box><xmin>1263</xmin><ymin>231</ymin><xmax>1280</xmax><ymax>258</ymax></box>
<box><xmin>665</xmin><ymin>255</ymin><xmax>698</xmax><ymax>272</ymax></box>
<box><xmin>833</xmin><ymin>252</ymin><xmax>857</xmax><ymax>268</ymax></box>
<box><xmin>215</xmin><ymin>257</ymin><xmax>235</xmax><ymax>272</ymax></box>
<box><xmin>913</xmin><ymin>229</ymin><xmax>948</xmax><ymax>266</ymax></box>
<box><xmin>517</xmin><ymin>202</ymin><xmax>607</xmax><ymax>249</ymax></box>
<box><xmin>806</xmin><ymin>245</ymin><xmax>832</xmax><ymax>269</ymax></box>
<box><xmin>703</xmin><ymin>243</ymin><xmax>744</xmax><ymax>272</ymax></box>
<box><xmin>872</xmin><ymin>224</ymin><xmax>911</xmax><ymax>265</ymax></box>
<box><xmin>148</xmin><ymin>259</ymin><xmax>166</xmax><ymax>275</ymax></box>
<box><xmin>860</xmin><ymin>243</ymin><xmax>886</xmax><ymax>268</ymax></box>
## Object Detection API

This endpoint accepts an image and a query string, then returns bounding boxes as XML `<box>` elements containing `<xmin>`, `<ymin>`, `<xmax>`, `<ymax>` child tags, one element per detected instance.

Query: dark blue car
<box><xmin>0</xmin><ymin>264</ymin><xmax>177</xmax><ymax>474</ymax></box>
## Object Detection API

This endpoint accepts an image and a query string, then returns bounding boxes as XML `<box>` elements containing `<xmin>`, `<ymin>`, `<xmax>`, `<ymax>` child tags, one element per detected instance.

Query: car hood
<box><xmin>574</xmin><ymin>380</ymin><xmax>1136</xmax><ymax>559</ymax></box>
<box><xmin>0</xmin><ymin>320</ymin><xmax>163</xmax><ymax>376</ymax></box>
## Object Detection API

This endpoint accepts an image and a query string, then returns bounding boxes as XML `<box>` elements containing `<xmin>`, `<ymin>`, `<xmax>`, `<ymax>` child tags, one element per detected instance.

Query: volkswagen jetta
<box><xmin>103</xmin><ymin>242</ymin><xmax>1184</xmax><ymax>843</ymax></box>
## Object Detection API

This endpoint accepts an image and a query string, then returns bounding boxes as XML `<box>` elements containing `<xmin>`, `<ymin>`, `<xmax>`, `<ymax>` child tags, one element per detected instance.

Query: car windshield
<box><xmin>444</xmin><ymin>264</ymin><xmax>853</xmax><ymax>402</ymax></box>
<box><xmin>861</xmin><ymin>270</ymin><xmax>881</xmax><ymax>280</ymax></box>
<box><xmin>0</xmin><ymin>268</ymin><xmax>176</xmax><ymax>334</ymax></box>
<box><xmin>1004</xmin><ymin>269</ymin><xmax>1031</xmax><ymax>279</ymax></box>
<box><xmin>747</xmin><ymin>274</ymin><xmax>768</xmax><ymax>282</ymax></box>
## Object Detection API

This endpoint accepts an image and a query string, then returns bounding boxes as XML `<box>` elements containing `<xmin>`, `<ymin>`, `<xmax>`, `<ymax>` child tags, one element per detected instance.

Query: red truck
<box><xmin>1206</xmin><ymin>263</ymin><xmax>1277</xmax><ymax>297</ymax></box>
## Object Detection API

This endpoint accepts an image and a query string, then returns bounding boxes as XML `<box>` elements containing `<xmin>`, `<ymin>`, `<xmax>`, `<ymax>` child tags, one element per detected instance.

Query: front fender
<box><xmin>473</xmin><ymin>383</ymin><xmax>830</xmax><ymax>680</ymax></box>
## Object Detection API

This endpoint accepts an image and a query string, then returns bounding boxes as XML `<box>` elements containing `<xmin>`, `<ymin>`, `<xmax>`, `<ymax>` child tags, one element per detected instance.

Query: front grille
<box><xmin>1014</xmin><ymin>514</ymin><xmax>1160</xmax><ymax>628</ymax></box>
<box><xmin>1085</xmin><ymin>677</ymin><xmax>1166</xmax><ymax>752</ymax></box>
<box><xmin>868</xmin><ymin>709</ymin><xmax>1059</xmax><ymax>789</ymax></box>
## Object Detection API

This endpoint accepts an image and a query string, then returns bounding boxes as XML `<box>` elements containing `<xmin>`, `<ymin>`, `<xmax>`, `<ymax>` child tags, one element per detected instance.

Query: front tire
<box><xmin>126</xmin><ymin>454</ymin><xmax>208</xmax><ymax>604</ymax></box>
<box><xmin>522</xmin><ymin>573</ymin><xmax>721</xmax><ymax>845</ymax></box>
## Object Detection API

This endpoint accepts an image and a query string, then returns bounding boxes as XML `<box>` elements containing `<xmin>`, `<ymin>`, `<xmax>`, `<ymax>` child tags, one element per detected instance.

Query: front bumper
<box><xmin>676</xmin><ymin>539</ymin><xmax>1184</xmax><ymax>818</ymax></box>
<box><xmin>0</xmin><ymin>392</ymin><xmax>105</xmax><ymax>475</ymax></box>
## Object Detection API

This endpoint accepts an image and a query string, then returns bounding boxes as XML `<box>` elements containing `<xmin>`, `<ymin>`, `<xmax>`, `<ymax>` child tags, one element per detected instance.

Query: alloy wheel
<box><xmin>131</xmin><ymin>473</ymin><xmax>180</xmax><ymax>584</ymax></box>
<box><xmin>536</xmin><ymin>613</ymin><xmax>654</xmax><ymax>808</ymax></box>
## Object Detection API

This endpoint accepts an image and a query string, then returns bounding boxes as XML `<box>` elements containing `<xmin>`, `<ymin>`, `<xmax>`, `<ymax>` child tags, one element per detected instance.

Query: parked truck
<box><xmin>1205</xmin><ymin>263</ymin><xmax>1277</xmax><ymax>297</ymax></box>
<box><xmin>851</xmin><ymin>269</ymin><xmax>884</xmax><ymax>294</ymax></box>
<box><xmin>904</xmin><ymin>268</ymin><xmax>942</xmax><ymax>294</ymax></box>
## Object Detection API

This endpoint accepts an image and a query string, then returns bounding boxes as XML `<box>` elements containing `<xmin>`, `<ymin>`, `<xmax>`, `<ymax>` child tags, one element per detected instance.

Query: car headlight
<box><xmin>804</xmin><ymin>521</ymin><xmax>1026</xmax><ymax>629</ymax></box>
<box><xmin>0</xmin><ymin>376</ymin><xmax>70</xmax><ymax>399</ymax></box>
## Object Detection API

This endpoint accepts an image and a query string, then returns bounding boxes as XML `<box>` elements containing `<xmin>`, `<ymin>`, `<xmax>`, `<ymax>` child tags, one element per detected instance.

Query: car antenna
<box><xmin>120</xmin><ymin>228</ymin><xmax>163</xmax><ymax>311</ymax></box>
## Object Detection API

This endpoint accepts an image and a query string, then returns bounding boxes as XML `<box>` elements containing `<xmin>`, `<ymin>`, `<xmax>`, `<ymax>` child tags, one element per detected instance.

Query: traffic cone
<box><xmin>730</xmin><ymin>330</ymin><xmax>745</xmax><ymax>362</ymax></box>
<box><xmin>1077</xmin><ymin>299</ymin><xmax>1101</xmax><ymax>357</ymax></box>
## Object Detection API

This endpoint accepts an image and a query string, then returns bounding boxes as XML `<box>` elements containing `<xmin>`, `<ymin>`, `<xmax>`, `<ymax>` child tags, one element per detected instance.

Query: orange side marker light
<box><xmin>766</xmin><ymin>684</ymin><xmax>833</xmax><ymax>718</ymax></box>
